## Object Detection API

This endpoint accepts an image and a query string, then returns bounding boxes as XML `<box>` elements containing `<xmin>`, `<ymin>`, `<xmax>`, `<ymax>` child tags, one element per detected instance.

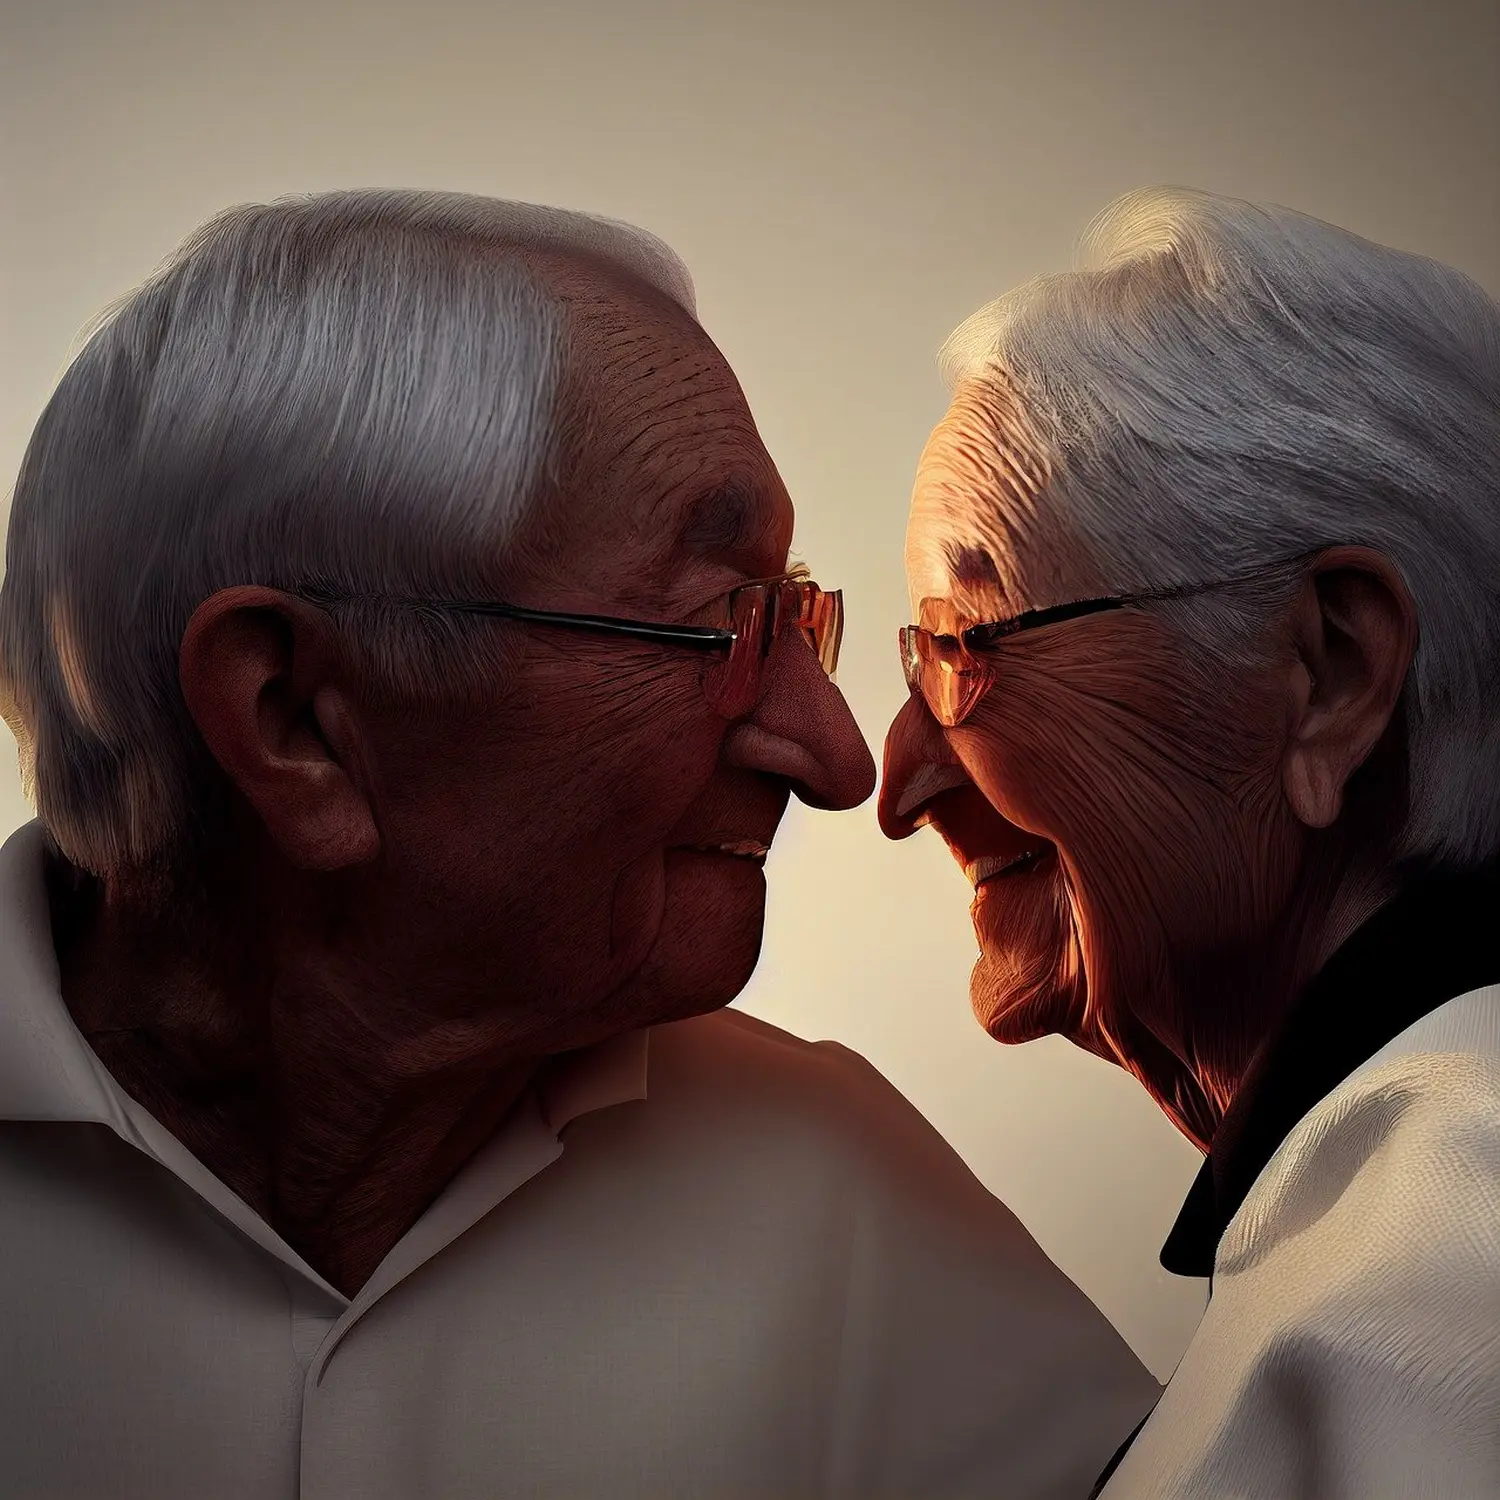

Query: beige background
<box><xmin>3</xmin><ymin>0</ymin><xmax>1496</xmax><ymax>1380</ymax></box>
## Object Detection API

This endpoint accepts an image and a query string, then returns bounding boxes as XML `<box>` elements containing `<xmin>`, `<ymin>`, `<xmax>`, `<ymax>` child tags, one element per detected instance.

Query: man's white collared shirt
<box><xmin>0</xmin><ymin>822</ymin><xmax>1156</xmax><ymax>1498</ymax></box>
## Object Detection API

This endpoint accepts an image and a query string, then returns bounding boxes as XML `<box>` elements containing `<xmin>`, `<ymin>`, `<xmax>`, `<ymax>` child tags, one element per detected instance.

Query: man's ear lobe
<box><xmin>179</xmin><ymin>588</ymin><xmax>380</xmax><ymax>871</ymax></box>
<box><xmin>1281</xmin><ymin>548</ymin><xmax>1417</xmax><ymax>829</ymax></box>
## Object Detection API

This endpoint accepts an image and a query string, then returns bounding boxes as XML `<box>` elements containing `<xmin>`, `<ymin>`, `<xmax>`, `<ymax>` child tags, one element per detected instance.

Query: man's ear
<box><xmin>178</xmin><ymin>587</ymin><xmax>380</xmax><ymax>871</ymax></box>
<box><xmin>1282</xmin><ymin>547</ymin><xmax>1417</xmax><ymax>829</ymax></box>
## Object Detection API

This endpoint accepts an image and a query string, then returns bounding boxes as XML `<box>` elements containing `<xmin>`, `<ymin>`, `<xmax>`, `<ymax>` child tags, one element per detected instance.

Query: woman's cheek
<box><xmin>958</xmin><ymin>715</ymin><xmax>1100</xmax><ymax>846</ymax></box>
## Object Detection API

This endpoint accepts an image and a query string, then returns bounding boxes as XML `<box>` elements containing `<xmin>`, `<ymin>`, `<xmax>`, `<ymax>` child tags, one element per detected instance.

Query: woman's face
<box><xmin>879</xmin><ymin>379</ymin><xmax>1309</xmax><ymax>1148</ymax></box>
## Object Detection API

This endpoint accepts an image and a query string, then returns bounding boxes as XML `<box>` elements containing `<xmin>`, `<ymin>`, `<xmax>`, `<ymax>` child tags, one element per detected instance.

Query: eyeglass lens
<box><xmin>900</xmin><ymin>626</ymin><xmax>994</xmax><ymax>728</ymax></box>
<box><xmin>702</xmin><ymin>577</ymin><xmax>843</xmax><ymax>719</ymax></box>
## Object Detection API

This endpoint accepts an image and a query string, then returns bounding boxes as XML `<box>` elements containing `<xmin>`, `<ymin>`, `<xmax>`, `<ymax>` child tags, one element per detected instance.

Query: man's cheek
<box><xmin>582</xmin><ymin>725</ymin><xmax>727</xmax><ymax>850</ymax></box>
<box><xmin>608</xmin><ymin>850</ymin><xmax>669</xmax><ymax>961</ymax></box>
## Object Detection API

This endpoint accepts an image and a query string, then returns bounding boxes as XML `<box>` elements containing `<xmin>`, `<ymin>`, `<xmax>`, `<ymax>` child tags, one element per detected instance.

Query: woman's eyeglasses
<box><xmin>900</xmin><ymin>593</ymin><xmax>1129</xmax><ymax>727</ymax></box>
<box><xmin>901</xmin><ymin>554</ymin><xmax>1315</xmax><ymax>727</ymax></box>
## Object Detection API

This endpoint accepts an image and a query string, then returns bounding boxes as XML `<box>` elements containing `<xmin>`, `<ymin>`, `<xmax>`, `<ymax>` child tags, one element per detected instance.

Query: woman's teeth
<box><xmin>965</xmin><ymin>849</ymin><xmax>1045</xmax><ymax>887</ymax></box>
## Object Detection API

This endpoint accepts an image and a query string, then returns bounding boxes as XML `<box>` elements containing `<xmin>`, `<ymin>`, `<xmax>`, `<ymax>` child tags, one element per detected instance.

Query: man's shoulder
<box><xmin>653</xmin><ymin>1005</ymin><xmax>877</xmax><ymax>1076</ymax></box>
<box><xmin>640</xmin><ymin>1007</ymin><xmax>979</xmax><ymax>1188</ymax></box>
<box><xmin>647</xmin><ymin>1006</ymin><xmax>905</xmax><ymax>1107</ymax></box>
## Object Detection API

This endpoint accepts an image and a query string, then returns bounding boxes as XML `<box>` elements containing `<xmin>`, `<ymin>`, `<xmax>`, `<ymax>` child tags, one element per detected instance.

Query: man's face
<box><xmin>356</xmin><ymin>271</ymin><xmax>875</xmax><ymax>1055</ymax></box>
<box><xmin>880</xmin><ymin>377</ymin><xmax>1301</xmax><ymax>1145</ymax></box>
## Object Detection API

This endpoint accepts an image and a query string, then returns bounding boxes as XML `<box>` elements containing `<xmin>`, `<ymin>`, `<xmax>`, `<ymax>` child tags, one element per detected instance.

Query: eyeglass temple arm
<box><xmin>439</xmin><ymin>601</ymin><xmax>737</xmax><ymax>651</ymax></box>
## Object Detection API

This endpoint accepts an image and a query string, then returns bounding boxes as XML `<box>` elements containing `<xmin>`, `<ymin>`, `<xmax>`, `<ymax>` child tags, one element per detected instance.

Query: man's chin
<box><xmin>631</xmin><ymin>850</ymin><xmax>769</xmax><ymax>1023</ymax></box>
<box><xmin>628</xmin><ymin>947</ymin><xmax>763</xmax><ymax>1030</ymax></box>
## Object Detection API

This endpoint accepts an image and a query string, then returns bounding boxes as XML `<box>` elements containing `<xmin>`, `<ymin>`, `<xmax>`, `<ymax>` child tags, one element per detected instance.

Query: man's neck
<box><xmin>49</xmin><ymin>860</ymin><xmax>538</xmax><ymax>1298</ymax></box>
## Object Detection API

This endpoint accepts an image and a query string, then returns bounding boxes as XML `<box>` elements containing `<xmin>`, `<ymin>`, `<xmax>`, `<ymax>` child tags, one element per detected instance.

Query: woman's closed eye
<box><xmin>963</xmin><ymin>620</ymin><xmax>1016</xmax><ymax>650</ymax></box>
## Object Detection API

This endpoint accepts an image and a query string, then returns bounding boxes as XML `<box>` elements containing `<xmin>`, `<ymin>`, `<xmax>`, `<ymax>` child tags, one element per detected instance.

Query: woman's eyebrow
<box><xmin>943</xmin><ymin>541</ymin><xmax>1006</xmax><ymax>592</ymax></box>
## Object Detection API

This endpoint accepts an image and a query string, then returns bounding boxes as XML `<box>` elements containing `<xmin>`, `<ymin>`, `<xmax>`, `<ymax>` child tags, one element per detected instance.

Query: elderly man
<box><xmin>881</xmin><ymin>186</ymin><xmax>1500</xmax><ymax>1499</ymax></box>
<box><xmin>0</xmin><ymin>191</ymin><xmax>1154</xmax><ymax>1499</ymax></box>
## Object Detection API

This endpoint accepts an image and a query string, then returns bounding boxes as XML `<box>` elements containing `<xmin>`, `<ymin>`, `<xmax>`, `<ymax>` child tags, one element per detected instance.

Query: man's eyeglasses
<box><xmin>901</xmin><ymin>555</ymin><xmax>1312</xmax><ymax>728</ymax></box>
<box><xmin>387</xmin><ymin>566</ymin><xmax>843</xmax><ymax>721</ymax></box>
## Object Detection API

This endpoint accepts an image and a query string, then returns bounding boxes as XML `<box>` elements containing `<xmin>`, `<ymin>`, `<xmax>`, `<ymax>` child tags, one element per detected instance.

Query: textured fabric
<box><xmin>1099</xmin><ymin>985</ymin><xmax>1500</xmax><ymax>1499</ymax></box>
<box><xmin>1164</xmin><ymin>863</ymin><xmax>1500</xmax><ymax>1278</ymax></box>
<box><xmin>0</xmin><ymin>821</ymin><xmax>1157</xmax><ymax>1499</ymax></box>
<box><xmin>1086</xmin><ymin>1408</ymin><xmax>1156</xmax><ymax>1499</ymax></box>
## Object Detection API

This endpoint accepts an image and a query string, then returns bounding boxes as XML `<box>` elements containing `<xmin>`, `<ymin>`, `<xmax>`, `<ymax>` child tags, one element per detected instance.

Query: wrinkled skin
<box><xmin>53</xmin><ymin>257</ymin><xmax>876</xmax><ymax>1295</ymax></box>
<box><xmin>880</xmin><ymin>373</ymin><xmax>1416</xmax><ymax>1150</ymax></box>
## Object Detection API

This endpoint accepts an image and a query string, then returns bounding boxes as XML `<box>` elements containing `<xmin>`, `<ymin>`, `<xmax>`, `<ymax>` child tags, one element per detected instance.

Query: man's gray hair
<box><xmin>940</xmin><ymin>185</ymin><xmax>1500</xmax><ymax>870</ymax></box>
<box><xmin>0</xmin><ymin>189</ymin><xmax>696</xmax><ymax>879</ymax></box>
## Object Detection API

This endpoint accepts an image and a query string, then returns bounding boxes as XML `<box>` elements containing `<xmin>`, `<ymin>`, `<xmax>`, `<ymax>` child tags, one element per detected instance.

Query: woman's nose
<box><xmin>878</xmin><ymin>692</ymin><xmax>971</xmax><ymax>838</ymax></box>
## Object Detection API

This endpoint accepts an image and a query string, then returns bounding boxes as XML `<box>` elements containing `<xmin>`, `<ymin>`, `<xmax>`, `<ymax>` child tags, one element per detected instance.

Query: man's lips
<box><xmin>670</xmin><ymin>783</ymin><xmax>788</xmax><ymax>873</ymax></box>
<box><xmin>674</xmin><ymin>839</ymin><xmax>771</xmax><ymax>868</ymax></box>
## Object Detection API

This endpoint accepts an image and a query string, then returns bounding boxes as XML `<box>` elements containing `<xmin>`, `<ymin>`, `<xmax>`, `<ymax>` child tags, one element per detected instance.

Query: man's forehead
<box><xmin>540</xmin><ymin>275</ymin><xmax>791</xmax><ymax>584</ymax></box>
<box><xmin>559</xmin><ymin>281</ymin><xmax>756</xmax><ymax>470</ymax></box>
<box><xmin>545</xmin><ymin>255</ymin><xmax>720</xmax><ymax>383</ymax></box>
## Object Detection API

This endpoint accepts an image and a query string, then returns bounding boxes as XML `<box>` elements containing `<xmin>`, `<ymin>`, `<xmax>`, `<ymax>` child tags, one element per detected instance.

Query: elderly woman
<box><xmin>881</xmin><ymin>187</ymin><xmax>1500</xmax><ymax>1500</ymax></box>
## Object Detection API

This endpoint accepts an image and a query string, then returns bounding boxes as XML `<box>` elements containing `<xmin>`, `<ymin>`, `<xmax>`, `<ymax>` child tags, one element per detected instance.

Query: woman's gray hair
<box><xmin>941</xmin><ymin>185</ymin><xmax>1500</xmax><ymax>870</ymax></box>
<box><xmin>0</xmin><ymin>189</ymin><xmax>696</xmax><ymax>879</ymax></box>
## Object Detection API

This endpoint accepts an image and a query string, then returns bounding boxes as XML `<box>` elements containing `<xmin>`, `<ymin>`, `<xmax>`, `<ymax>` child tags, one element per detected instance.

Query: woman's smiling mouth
<box><xmin>965</xmin><ymin>848</ymin><xmax>1050</xmax><ymax>887</ymax></box>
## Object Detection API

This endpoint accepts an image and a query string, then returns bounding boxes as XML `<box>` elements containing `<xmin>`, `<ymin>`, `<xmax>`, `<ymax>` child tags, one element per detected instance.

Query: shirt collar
<box><xmin>0</xmin><ymin>817</ymin><xmax>648</xmax><ymax>1135</ymax></box>
<box><xmin>541</xmin><ymin>1027</ymin><xmax>649</xmax><ymax>1131</ymax></box>
<box><xmin>0</xmin><ymin>822</ymin><xmax>130</xmax><ymax>1127</ymax></box>
<box><xmin>1161</xmin><ymin>860</ymin><xmax>1500</xmax><ymax>1279</ymax></box>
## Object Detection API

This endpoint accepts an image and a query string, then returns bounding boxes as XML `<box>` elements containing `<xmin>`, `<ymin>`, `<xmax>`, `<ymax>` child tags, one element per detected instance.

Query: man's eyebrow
<box><xmin>678</xmin><ymin>479</ymin><xmax>764</xmax><ymax>557</ymax></box>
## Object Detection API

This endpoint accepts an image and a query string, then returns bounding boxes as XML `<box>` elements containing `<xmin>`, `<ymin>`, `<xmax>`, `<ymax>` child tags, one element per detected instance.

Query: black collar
<box><xmin>1161</xmin><ymin>864</ymin><xmax>1500</xmax><ymax>1278</ymax></box>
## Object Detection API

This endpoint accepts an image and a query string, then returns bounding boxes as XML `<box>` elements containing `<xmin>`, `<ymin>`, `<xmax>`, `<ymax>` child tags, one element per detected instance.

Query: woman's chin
<box><xmin>970</xmin><ymin>955</ymin><xmax>1079</xmax><ymax>1043</ymax></box>
<box><xmin>967</xmin><ymin>861</ymin><xmax>1079</xmax><ymax>1043</ymax></box>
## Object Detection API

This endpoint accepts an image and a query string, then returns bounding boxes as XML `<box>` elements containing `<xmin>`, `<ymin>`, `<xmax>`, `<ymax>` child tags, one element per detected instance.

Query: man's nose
<box><xmin>878</xmin><ymin>692</ymin><xmax>971</xmax><ymax>839</ymax></box>
<box><xmin>721</xmin><ymin>630</ymin><xmax>876</xmax><ymax>810</ymax></box>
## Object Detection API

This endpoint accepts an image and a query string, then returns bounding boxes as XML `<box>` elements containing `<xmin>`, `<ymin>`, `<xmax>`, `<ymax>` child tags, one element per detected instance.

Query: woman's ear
<box><xmin>1281</xmin><ymin>548</ymin><xmax>1417</xmax><ymax>829</ymax></box>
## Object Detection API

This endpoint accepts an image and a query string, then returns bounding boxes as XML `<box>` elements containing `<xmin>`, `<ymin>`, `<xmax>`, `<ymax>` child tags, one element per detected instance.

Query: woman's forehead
<box><xmin>907</xmin><ymin>387</ymin><xmax>1041</xmax><ymax>615</ymax></box>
